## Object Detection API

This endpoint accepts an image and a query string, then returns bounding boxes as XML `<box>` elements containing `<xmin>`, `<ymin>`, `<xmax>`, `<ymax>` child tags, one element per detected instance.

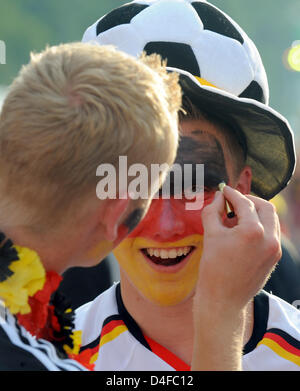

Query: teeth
<box><xmin>145</xmin><ymin>247</ymin><xmax>192</xmax><ymax>259</ymax></box>
<box><xmin>160</xmin><ymin>249</ymin><xmax>169</xmax><ymax>259</ymax></box>
<box><xmin>168</xmin><ymin>249</ymin><xmax>178</xmax><ymax>259</ymax></box>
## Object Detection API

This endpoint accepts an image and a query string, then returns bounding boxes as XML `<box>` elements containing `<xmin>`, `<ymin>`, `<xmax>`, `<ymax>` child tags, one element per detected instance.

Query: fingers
<box><xmin>222</xmin><ymin>185</ymin><xmax>260</xmax><ymax>227</ymax></box>
<box><xmin>246</xmin><ymin>194</ymin><xmax>282</xmax><ymax>263</ymax></box>
<box><xmin>202</xmin><ymin>186</ymin><xmax>259</xmax><ymax>234</ymax></box>
<box><xmin>246</xmin><ymin>194</ymin><xmax>279</xmax><ymax>234</ymax></box>
<box><xmin>223</xmin><ymin>186</ymin><xmax>281</xmax><ymax>264</ymax></box>
<box><xmin>203</xmin><ymin>185</ymin><xmax>281</xmax><ymax>244</ymax></box>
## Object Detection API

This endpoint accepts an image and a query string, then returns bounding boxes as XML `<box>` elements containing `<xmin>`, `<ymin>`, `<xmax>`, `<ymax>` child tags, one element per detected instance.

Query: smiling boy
<box><xmin>76</xmin><ymin>0</ymin><xmax>300</xmax><ymax>370</ymax></box>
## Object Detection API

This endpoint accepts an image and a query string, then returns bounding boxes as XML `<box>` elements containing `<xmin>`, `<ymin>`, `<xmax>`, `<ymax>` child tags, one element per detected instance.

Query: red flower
<box><xmin>16</xmin><ymin>270</ymin><xmax>95</xmax><ymax>370</ymax></box>
<box><xmin>17</xmin><ymin>271</ymin><xmax>62</xmax><ymax>338</ymax></box>
<box><xmin>68</xmin><ymin>349</ymin><xmax>95</xmax><ymax>371</ymax></box>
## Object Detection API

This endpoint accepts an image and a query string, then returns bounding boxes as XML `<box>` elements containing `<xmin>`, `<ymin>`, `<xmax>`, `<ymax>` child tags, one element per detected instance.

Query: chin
<box><xmin>115</xmin><ymin>234</ymin><xmax>203</xmax><ymax>306</ymax></box>
<box><xmin>141</xmin><ymin>284</ymin><xmax>197</xmax><ymax>307</ymax></box>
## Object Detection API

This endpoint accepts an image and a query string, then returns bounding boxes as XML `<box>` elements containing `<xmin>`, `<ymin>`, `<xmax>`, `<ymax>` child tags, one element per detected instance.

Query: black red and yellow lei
<box><xmin>0</xmin><ymin>232</ymin><xmax>96</xmax><ymax>370</ymax></box>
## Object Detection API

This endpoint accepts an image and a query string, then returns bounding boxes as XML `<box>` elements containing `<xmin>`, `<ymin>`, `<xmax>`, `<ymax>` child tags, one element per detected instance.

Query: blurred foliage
<box><xmin>0</xmin><ymin>0</ymin><xmax>125</xmax><ymax>84</ymax></box>
<box><xmin>0</xmin><ymin>0</ymin><xmax>300</xmax><ymax>136</ymax></box>
<box><xmin>212</xmin><ymin>0</ymin><xmax>300</xmax><ymax>136</ymax></box>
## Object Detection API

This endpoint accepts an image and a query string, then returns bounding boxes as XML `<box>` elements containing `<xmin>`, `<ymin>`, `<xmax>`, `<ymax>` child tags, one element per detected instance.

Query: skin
<box><xmin>192</xmin><ymin>186</ymin><xmax>281</xmax><ymax>370</ymax></box>
<box><xmin>114</xmin><ymin>118</ymin><xmax>244</xmax><ymax>307</ymax></box>
<box><xmin>4</xmin><ymin>195</ymin><xmax>151</xmax><ymax>274</ymax></box>
<box><xmin>113</xmin><ymin>117</ymin><xmax>274</xmax><ymax>365</ymax></box>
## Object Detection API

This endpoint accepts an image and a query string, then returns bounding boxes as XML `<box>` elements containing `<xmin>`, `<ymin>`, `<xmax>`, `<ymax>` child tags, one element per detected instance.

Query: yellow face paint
<box><xmin>86</xmin><ymin>239</ymin><xmax>114</xmax><ymax>263</ymax></box>
<box><xmin>114</xmin><ymin>234</ymin><xmax>203</xmax><ymax>306</ymax></box>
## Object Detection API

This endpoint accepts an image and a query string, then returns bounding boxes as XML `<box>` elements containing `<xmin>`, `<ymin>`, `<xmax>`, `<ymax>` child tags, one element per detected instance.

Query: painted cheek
<box><xmin>185</xmin><ymin>191</ymin><xmax>216</xmax><ymax>233</ymax></box>
<box><xmin>114</xmin><ymin>235</ymin><xmax>204</xmax><ymax>306</ymax></box>
<box><xmin>114</xmin><ymin>194</ymin><xmax>216</xmax><ymax>306</ymax></box>
<box><xmin>86</xmin><ymin>239</ymin><xmax>114</xmax><ymax>262</ymax></box>
<box><xmin>127</xmin><ymin>198</ymin><xmax>188</xmax><ymax>242</ymax></box>
<box><xmin>127</xmin><ymin>191</ymin><xmax>216</xmax><ymax>241</ymax></box>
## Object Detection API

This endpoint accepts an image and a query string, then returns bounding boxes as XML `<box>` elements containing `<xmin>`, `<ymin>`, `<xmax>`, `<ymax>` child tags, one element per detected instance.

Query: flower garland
<box><xmin>0</xmin><ymin>233</ymin><xmax>96</xmax><ymax>370</ymax></box>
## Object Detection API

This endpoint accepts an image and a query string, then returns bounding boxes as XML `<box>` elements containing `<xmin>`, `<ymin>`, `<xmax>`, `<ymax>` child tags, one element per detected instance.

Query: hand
<box><xmin>191</xmin><ymin>186</ymin><xmax>281</xmax><ymax>371</ymax></box>
<box><xmin>195</xmin><ymin>185</ymin><xmax>281</xmax><ymax>311</ymax></box>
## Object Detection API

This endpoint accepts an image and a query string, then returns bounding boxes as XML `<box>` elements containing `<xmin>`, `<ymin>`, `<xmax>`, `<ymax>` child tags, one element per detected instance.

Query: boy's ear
<box><xmin>235</xmin><ymin>165</ymin><xmax>252</xmax><ymax>195</ymax></box>
<box><xmin>101</xmin><ymin>197</ymin><xmax>131</xmax><ymax>243</ymax></box>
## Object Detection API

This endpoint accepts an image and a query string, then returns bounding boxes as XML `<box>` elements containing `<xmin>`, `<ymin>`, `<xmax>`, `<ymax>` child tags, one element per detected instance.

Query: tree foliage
<box><xmin>0</xmin><ymin>0</ymin><xmax>299</xmax><ymax>135</ymax></box>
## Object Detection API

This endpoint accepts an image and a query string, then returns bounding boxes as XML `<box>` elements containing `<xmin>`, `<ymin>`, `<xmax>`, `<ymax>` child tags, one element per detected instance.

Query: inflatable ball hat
<box><xmin>82</xmin><ymin>0</ymin><xmax>296</xmax><ymax>200</ymax></box>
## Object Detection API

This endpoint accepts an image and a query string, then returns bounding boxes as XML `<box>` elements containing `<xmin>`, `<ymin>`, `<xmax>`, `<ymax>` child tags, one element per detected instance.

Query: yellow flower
<box><xmin>0</xmin><ymin>245</ymin><xmax>46</xmax><ymax>314</ymax></box>
<box><xmin>63</xmin><ymin>330</ymin><xmax>82</xmax><ymax>355</ymax></box>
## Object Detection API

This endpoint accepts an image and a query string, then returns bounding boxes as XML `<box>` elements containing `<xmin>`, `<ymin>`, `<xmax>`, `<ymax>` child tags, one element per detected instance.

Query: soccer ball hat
<box><xmin>82</xmin><ymin>0</ymin><xmax>296</xmax><ymax>200</ymax></box>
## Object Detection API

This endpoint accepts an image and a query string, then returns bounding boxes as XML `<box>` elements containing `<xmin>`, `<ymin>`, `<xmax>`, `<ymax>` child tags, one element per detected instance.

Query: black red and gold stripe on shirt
<box><xmin>79</xmin><ymin>285</ymin><xmax>300</xmax><ymax>370</ymax></box>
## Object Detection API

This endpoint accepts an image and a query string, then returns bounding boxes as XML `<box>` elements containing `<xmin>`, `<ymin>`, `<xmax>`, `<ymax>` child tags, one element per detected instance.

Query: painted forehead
<box><xmin>174</xmin><ymin>129</ymin><xmax>229</xmax><ymax>188</ymax></box>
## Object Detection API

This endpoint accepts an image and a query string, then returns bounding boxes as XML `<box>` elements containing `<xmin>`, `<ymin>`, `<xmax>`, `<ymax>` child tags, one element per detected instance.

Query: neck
<box><xmin>120</xmin><ymin>275</ymin><xmax>254</xmax><ymax>366</ymax></box>
<box><xmin>121</xmin><ymin>275</ymin><xmax>195</xmax><ymax>365</ymax></box>
<box><xmin>1</xmin><ymin>226</ymin><xmax>69</xmax><ymax>274</ymax></box>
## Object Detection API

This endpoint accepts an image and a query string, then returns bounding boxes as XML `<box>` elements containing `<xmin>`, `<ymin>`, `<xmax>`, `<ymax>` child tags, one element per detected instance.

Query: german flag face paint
<box><xmin>86</xmin><ymin>207</ymin><xmax>147</xmax><ymax>263</ymax></box>
<box><xmin>114</xmin><ymin>118</ymin><xmax>231</xmax><ymax>306</ymax></box>
<box><xmin>114</xmin><ymin>193</ymin><xmax>215</xmax><ymax>306</ymax></box>
<box><xmin>86</xmin><ymin>239</ymin><xmax>114</xmax><ymax>263</ymax></box>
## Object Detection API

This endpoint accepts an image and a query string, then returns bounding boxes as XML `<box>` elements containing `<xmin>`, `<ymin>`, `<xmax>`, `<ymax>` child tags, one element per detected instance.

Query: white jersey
<box><xmin>75</xmin><ymin>283</ymin><xmax>300</xmax><ymax>371</ymax></box>
<box><xmin>0</xmin><ymin>304</ymin><xmax>87</xmax><ymax>371</ymax></box>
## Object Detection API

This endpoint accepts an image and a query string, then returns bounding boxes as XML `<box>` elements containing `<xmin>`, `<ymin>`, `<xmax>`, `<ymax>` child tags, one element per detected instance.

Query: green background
<box><xmin>0</xmin><ymin>0</ymin><xmax>300</xmax><ymax>138</ymax></box>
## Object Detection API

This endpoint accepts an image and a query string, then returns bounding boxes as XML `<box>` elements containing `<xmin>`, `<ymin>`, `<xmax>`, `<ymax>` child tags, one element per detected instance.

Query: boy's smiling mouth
<box><xmin>141</xmin><ymin>246</ymin><xmax>196</xmax><ymax>266</ymax></box>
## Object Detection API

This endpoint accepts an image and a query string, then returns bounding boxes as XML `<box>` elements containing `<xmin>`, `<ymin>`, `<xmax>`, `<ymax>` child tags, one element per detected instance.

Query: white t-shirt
<box><xmin>75</xmin><ymin>283</ymin><xmax>300</xmax><ymax>371</ymax></box>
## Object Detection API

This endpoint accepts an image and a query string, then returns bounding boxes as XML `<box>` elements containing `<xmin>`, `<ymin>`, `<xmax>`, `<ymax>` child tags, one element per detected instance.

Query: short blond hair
<box><xmin>0</xmin><ymin>43</ymin><xmax>181</xmax><ymax>229</ymax></box>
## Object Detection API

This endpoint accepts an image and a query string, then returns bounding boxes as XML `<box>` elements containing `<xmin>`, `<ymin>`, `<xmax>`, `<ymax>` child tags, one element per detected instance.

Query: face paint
<box><xmin>86</xmin><ymin>239</ymin><xmax>114</xmax><ymax>263</ymax></box>
<box><xmin>113</xmin><ymin>195</ymin><xmax>212</xmax><ymax>305</ymax></box>
<box><xmin>114</xmin><ymin>122</ymin><xmax>230</xmax><ymax>306</ymax></box>
<box><xmin>176</xmin><ymin>134</ymin><xmax>229</xmax><ymax>190</ymax></box>
<box><xmin>123</xmin><ymin>208</ymin><xmax>145</xmax><ymax>234</ymax></box>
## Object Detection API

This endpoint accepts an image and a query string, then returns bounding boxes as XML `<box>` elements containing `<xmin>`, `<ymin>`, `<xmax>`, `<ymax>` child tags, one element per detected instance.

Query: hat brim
<box><xmin>169</xmin><ymin>67</ymin><xmax>296</xmax><ymax>200</ymax></box>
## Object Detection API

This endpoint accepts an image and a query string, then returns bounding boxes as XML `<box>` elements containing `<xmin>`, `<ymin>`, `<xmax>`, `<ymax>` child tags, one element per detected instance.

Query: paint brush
<box><xmin>218</xmin><ymin>181</ymin><xmax>235</xmax><ymax>219</ymax></box>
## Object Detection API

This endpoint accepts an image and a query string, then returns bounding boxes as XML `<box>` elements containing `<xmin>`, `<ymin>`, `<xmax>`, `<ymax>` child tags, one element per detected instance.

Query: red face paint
<box><xmin>128</xmin><ymin>192</ymin><xmax>215</xmax><ymax>241</ymax></box>
<box><xmin>114</xmin><ymin>117</ymin><xmax>231</xmax><ymax>305</ymax></box>
<box><xmin>113</xmin><ymin>191</ymin><xmax>216</xmax><ymax>306</ymax></box>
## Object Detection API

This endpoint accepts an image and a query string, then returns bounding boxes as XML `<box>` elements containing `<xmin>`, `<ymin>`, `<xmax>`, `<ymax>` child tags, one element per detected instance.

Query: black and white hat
<box><xmin>82</xmin><ymin>0</ymin><xmax>296</xmax><ymax>200</ymax></box>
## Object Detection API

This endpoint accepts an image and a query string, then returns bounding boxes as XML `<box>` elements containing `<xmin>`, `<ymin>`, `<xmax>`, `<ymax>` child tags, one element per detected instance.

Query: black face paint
<box><xmin>159</xmin><ymin>132</ymin><xmax>229</xmax><ymax>197</ymax></box>
<box><xmin>176</xmin><ymin>132</ymin><xmax>229</xmax><ymax>183</ymax></box>
<box><xmin>123</xmin><ymin>208</ymin><xmax>145</xmax><ymax>233</ymax></box>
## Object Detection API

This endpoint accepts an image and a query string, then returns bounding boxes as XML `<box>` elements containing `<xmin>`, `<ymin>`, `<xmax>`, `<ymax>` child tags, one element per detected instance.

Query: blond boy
<box><xmin>0</xmin><ymin>42</ymin><xmax>181</xmax><ymax>370</ymax></box>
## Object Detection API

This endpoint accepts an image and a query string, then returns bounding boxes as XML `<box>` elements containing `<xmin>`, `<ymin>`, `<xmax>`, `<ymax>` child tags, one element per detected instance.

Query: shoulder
<box><xmin>0</xmin><ymin>311</ymin><xmax>86</xmax><ymax>371</ymax></box>
<box><xmin>264</xmin><ymin>236</ymin><xmax>300</xmax><ymax>305</ymax></box>
<box><xmin>267</xmin><ymin>291</ymin><xmax>300</xmax><ymax>340</ymax></box>
<box><xmin>75</xmin><ymin>283</ymin><xmax>119</xmax><ymax>346</ymax></box>
<box><xmin>243</xmin><ymin>291</ymin><xmax>300</xmax><ymax>370</ymax></box>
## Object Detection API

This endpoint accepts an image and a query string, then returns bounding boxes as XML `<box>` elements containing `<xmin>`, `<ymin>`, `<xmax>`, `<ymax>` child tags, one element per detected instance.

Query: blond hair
<box><xmin>0</xmin><ymin>43</ymin><xmax>181</xmax><ymax>229</ymax></box>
